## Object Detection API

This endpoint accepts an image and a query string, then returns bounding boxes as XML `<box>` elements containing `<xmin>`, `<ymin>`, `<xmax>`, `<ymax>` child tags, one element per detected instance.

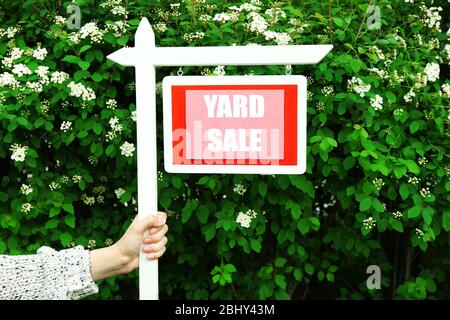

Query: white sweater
<box><xmin>0</xmin><ymin>246</ymin><xmax>99</xmax><ymax>300</ymax></box>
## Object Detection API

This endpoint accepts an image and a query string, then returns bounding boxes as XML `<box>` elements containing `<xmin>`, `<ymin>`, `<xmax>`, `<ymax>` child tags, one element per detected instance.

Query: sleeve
<box><xmin>0</xmin><ymin>245</ymin><xmax>99</xmax><ymax>300</ymax></box>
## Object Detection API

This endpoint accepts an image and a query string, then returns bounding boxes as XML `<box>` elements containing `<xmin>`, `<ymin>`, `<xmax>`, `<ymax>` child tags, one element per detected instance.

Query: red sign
<box><xmin>163</xmin><ymin>76</ymin><xmax>306</xmax><ymax>174</ymax></box>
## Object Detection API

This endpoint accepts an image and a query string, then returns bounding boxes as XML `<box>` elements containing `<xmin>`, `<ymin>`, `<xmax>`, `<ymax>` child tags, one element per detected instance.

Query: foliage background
<box><xmin>0</xmin><ymin>0</ymin><xmax>449</xmax><ymax>300</ymax></box>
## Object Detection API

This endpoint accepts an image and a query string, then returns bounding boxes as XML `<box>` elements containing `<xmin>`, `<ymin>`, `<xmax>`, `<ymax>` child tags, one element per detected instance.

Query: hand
<box><xmin>90</xmin><ymin>212</ymin><xmax>168</xmax><ymax>281</ymax></box>
<box><xmin>116</xmin><ymin>212</ymin><xmax>169</xmax><ymax>272</ymax></box>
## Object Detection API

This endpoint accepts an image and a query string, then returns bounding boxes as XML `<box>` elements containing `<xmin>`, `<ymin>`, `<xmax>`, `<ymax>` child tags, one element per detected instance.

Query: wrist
<box><xmin>90</xmin><ymin>244</ymin><xmax>132</xmax><ymax>281</ymax></box>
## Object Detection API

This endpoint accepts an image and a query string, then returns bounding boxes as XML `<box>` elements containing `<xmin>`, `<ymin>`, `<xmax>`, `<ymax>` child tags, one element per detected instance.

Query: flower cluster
<box><xmin>60</xmin><ymin>121</ymin><xmax>72</xmax><ymax>132</ymax></box>
<box><xmin>233</xmin><ymin>183</ymin><xmax>247</xmax><ymax>196</ymax></box>
<box><xmin>415</xmin><ymin>228</ymin><xmax>424</xmax><ymax>238</ymax></box>
<box><xmin>424</xmin><ymin>62</ymin><xmax>440</xmax><ymax>82</ymax></box>
<box><xmin>68</xmin><ymin>81</ymin><xmax>96</xmax><ymax>101</ymax></box>
<box><xmin>419</xmin><ymin>187</ymin><xmax>431</xmax><ymax>198</ymax></box>
<box><xmin>370</xmin><ymin>94</ymin><xmax>383</xmax><ymax>111</ymax></box>
<box><xmin>372</xmin><ymin>178</ymin><xmax>385</xmax><ymax>192</ymax></box>
<box><xmin>21</xmin><ymin>203</ymin><xmax>33</xmax><ymax>214</ymax></box>
<box><xmin>10</xmin><ymin>144</ymin><xmax>28</xmax><ymax>162</ymax></box>
<box><xmin>120</xmin><ymin>141</ymin><xmax>135</xmax><ymax>157</ymax></box>
<box><xmin>106</xmin><ymin>117</ymin><xmax>123</xmax><ymax>141</ymax></box>
<box><xmin>419</xmin><ymin>5</ymin><xmax>442</xmax><ymax>32</ymax></box>
<box><xmin>393</xmin><ymin>211</ymin><xmax>403</xmax><ymax>219</ymax></box>
<box><xmin>236</xmin><ymin>209</ymin><xmax>258</xmax><ymax>228</ymax></box>
<box><xmin>403</xmin><ymin>89</ymin><xmax>416</xmax><ymax>103</ymax></box>
<box><xmin>106</xmin><ymin>99</ymin><xmax>117</xmax><ymax>109</ymax></box>
<box><xmin>348</xmin><ymin>77</ymin><xmax>371</xmax><ymax>97</ymax></box>
<box><xmin>20</xmin><ymin>184</ymin><xmax>33</xmax><ymax>195</ymax></box>
<box><xmin>362</xmin><ymin>217</ymin><xmax>376</xmax><ymax>230</ymax></box>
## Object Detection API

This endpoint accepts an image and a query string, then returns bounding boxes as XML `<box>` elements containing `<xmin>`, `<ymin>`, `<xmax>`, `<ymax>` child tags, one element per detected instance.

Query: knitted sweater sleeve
<box><xmin>0</xmin><ymin>245</ymin><xmax>99</xmax><ymax>300</ymax></box>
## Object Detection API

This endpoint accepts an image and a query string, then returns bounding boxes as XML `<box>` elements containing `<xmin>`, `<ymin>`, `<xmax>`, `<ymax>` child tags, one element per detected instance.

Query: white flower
<box><xmin>106</xmin><ymin>99</ymin><xmax>117</xmax><ymax>109</ymax></box>
<box><xmin>370</xmin><ymin>94</ymin><xmax>383</xmax><ymax>111</ymax></box>
<box><xmin>419</xmin><ymin>187</ymin><xmax>431</xmax><ymax>198</ymax></box>
<box><xmin>442</xmin><ymin>83</ymin><xmax>450</xmax><ymax>98</ymax></box>
<box><xmin>20</xmin><ymin>184</ymin><xmax>33</xmax><ymax>195</ymax></box>
<box><xmin>213</xmin><ymin>65</ymin><xmax>226</xmax><ymax>76</ymax></box>
<box><xmin>213</xmin><ymin>13</ymin><xmax>232</xmax><ymax>23</ymax></box>
<box><xmin>0</xmin><ymin>72</ymin><xmax>19</xmax><ymax>87</ymax></box>
<box><xmin>233</xmin><ymin>183</ymin><xmax>247</xmax><ymax>196</ymax></box>
<box><xmin>419</xmin><ymin>5</ymin><xmax>442</xmax><ymax>32</ymax></box>
<box><xmin>72</xmin><ymin>175</ymin><xmax>83</xmax><ymax>183</ymax></box>
<box><xmin>49</xmin><ymin>181</ymin><xmax>61</xmax><ymax>191</ymax></box>
<box><xmin>81</xmin><ymin>194</ymin><xmax>95</xmax><ymax>206</ymax></box>
<box><xmin>109</xmin><ymin>116</ymin><xmax>122</xmax><ymax>132</ymax></box>
<box><xmin>424</xmin><ymin>62</ymin><xmax>440</xmax><ymax>82</ymax></box>
<box><xmin>21</xmin><ymin>203</ymin><xmax>33</xmax><ymax>214</ymax></box>
<box><xmin>12</xmin><ymin>63</ymin><xmax>32</xmax><ymax>77</ymax></box>
<box><xmin>120</xmin><ymin>141</ymin><xmax>135</xmax><ymax>157</ymax></box>
<box><xmin>105</xmin><ymin>238</ymin><xmax>114</xmax><ymax>246</ymax></box>
<box><xmin>115</xmin><ymin>188</ymin><xmax>125</xmax><ymax>199</ymax></box>
<box><xmin>236</xmin><ymin>212</ymin><xmax>251</xmax><ymax>228</ymax></box>
<box><xmin>348</xmin><ymin>77</ymin><xmax>371</xmax><ymax>97</ymax></box>
<box><xmin>111</xmin><ymin>6</ymin><xmax>127</xmax><ymax>16</ymax></box>
<box><xmin>68</xmin><ymin>81</ymin><xmax>96</xmax><ymax>101</ymax></box>
<box><xmin>403</xmin><ymin>89</ymin><xmax>416</xmax><ymax>102</ymax></box>
<box><xmin>321</xmin><ymin>85</ymin><xmax>334</xmax><ymax>96</ymax></box>
<box><xmin>10</xmin><ymin>144</ymin><xmax>28</xmax><ymax>162</ymax></box>
<box><xmin>362</xmin><ymin>217</ymin><xmax>376</xmax><ymax>230</ymax></box>
<box><xmin>78</xmin><ymin>22</ymin><xmax>104</xmax><ymax>43</ymax></box>
<box><xmin>415</xmin><ymin>228</ymin><xmax>424</xmax><ymax>238</ymax></box>
<box><xmin>35</xmin><ymin>66</ymin><xmax>49</xmax><ymax>78</ymax></box>
<box><xmin>88</xmin><ymin>239</ymin><xmax>97</xmax><ymax>249</ymax></box>
<box><xmin>247</xmin><ymin>12</ymin><xmax>268</xmax><ymax>33</ymax></box>
<box><xmin>392</xmin><ymin>211</ymin><xmax>403</xmax><ymax>219</ymax></box>
<box><xmin>131</xmin><ymin>111</ymin><xmax>137</xmax><ymax>122</ymax></box>
<box><xmin>236</xmin><ymin>209</ymin><xmax>258</xmax><ymax>228</ymax></box>
<box><xmin>60</xmin><ymin>121</ymin><xmax>72</xmax><ymax>132</ymax></box>
<box><xmin>154</xmin><ymin>22</ymin><xmax>167</xmax><ymax>33</ymax></box>
<box><xmin>54</xmin><ymin>15</ymin><xmax>67</xmax><ymax>26</ymax></box>
<box><xmin>26</xmin><ymin>81</ymin><xmax>43</xmax><ymax>93</ymax></box>
<box><xmin>32</xmin><ymin>48</ymin><xmax>48</xmax><ymax>60</ymax></box>
<box><xmin>51</xmin><ymin>71</ymin><xmax>69</xmax><ymax>84</ymax></box>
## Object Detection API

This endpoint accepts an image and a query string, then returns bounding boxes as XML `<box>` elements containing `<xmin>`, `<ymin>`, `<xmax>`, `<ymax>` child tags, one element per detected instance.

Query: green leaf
<box><xmin>305</xmin><ymin>263</ymin><xmax>315</xmax><ymax>275</ymax></box>
<box><xmin>274</xmin><ymin>274</ymin><xmax>286</xmax><ymax>290</ymax></box>
<box><xmin>182</xmin><ymin>200</ymin><xmax>198</xmax><ymax>223</ymax></box>
<box><xmin>258</xmin><ymin>181</ymin><xmax>268</xmax><ymax>197</ymax></box>
<box><xmin>60</xmin><ymin>232</ymin><xmax>72</xmax><ymax>247</ymax></box>
<box><xmin>223</xmin><ymin>264</ymin><xmax>236</xmax><ymax>273</ymax></box>
<box><xmin>359</xmin><ymin>197</ymin><xmax>372</xmax><ymax>212</ymax></box>
<box><xmin>250</xmin><ymin>239</ymin><xmax>262</xmax><ymax>253</ymax></box>
<box><xmin>297</xmin><ymin>219</ymin><xmax>310</xmax><ymax>235</ymax></box>
<box><xmin>399</xmin><ymin>183</ymin><xmax>409</xmax><ymax>200</ymax></box>
<box><xmin>391</xmin><ymin>219</ymin><xmax>404</xmax><ymax>233</ymax></box>
<box><xmin>62</xmin><ymin>203</ymin><xmax>74</xmax><ymax>214</ymax></box>
<box><xmin>45</xmin><ymin>219</ymin><xmax>59</xmax><ymax>229</ymax></box>
<box><xmin>407</xmin><ymin>206</ymin><xmax>421</xmax><ymax>219</ymax></box>
<box><xmin>49</xmin><ymin>206</ymin><xmax>61</xmax><ymax>218</ymax></box>
<box><xmin>196</xmin><ymin>204</ymin><xmax>209</xmax><ymax>224</ymax></box>
<box><xmin>65</xmin><ymin>215</ymin><xmax>75</xmax><ymax>228</ymax></box>
<box><xmin>385</xmin><ymin>91</ymin><xmax>396</xmax><ymax>103</ymax></box>
<box><xmin>443</xmin><ymin>211</ymin><xmax>450</xmax><ymax>232</ymax></box>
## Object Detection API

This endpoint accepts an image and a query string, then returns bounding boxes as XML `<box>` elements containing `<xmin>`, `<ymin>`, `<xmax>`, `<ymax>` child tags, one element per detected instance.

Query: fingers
<box><xmin>134</xmin><ymin>211</ymin><xmax>167</xmax><ymax>233</ymax></box>
<box><xmin>146</xmin><ymin>246</ymin><xmax>166</xmax><ymax>260</ymax></box>
<box><xmin>144</xmin><ymin>224</ymin><xmax>169</xmax><ymax>244</ymax></box>
<box><xmin>143</xmin><ymin>237</ymin><xmax>167</xmax><ymax>259</ymax></box>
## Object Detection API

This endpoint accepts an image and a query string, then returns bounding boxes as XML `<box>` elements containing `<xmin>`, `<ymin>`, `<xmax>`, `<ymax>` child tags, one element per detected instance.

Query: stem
<box><xmin>328</xmin><ymin>0</ymin><xmax>333</xmax><ymax>44</ymax></box>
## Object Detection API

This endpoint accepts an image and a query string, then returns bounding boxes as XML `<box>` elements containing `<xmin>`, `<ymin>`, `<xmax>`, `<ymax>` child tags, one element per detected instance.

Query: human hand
<box><xmin>90</xmin><ymin>212</ymin><xmax>168</xmax><ymax>281</ymax></box>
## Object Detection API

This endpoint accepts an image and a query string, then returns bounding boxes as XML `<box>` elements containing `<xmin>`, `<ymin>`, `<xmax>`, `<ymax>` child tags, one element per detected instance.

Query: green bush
<box><xmin>0</xmin><ymin>0</ymin><xmax>449</xmax><ymax>300</ymax></box>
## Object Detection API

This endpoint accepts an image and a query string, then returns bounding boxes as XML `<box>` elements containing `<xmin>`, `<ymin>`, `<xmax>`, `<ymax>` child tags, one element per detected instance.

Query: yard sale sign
<box><xmin>163</xmin><ymin>75</ymin><xmax>307</xmax><ymax>174</ymax></box>
<box><xmin>107</xmin><ymin>17</ymin><xmax>331</xmax><ymax>300</ymax></box>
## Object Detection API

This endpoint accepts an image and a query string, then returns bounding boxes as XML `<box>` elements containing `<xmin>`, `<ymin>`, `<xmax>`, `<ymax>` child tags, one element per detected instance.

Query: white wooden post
<box><xmin>107</xmin><ymin>17</ymin><xmax>332</xmax><ymax>300</ymax></box>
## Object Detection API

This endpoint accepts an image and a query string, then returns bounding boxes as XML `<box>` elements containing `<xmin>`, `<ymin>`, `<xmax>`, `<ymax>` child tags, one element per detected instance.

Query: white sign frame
<box><xmin>107</xmin><ymin>17</ymin><xmax>332</xmax><ymax>300</ymax></box>
<box><xmin>162</xmin><ymin>75</ymin><xmax>307</xmax><ymax>175</ymax></box>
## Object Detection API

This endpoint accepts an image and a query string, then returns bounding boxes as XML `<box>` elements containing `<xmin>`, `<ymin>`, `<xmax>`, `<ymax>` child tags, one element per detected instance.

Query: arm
<box><xmin>0</xmin><ymin>212</ymin><xmax>168</xmax><ymax>300</ymax></box>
